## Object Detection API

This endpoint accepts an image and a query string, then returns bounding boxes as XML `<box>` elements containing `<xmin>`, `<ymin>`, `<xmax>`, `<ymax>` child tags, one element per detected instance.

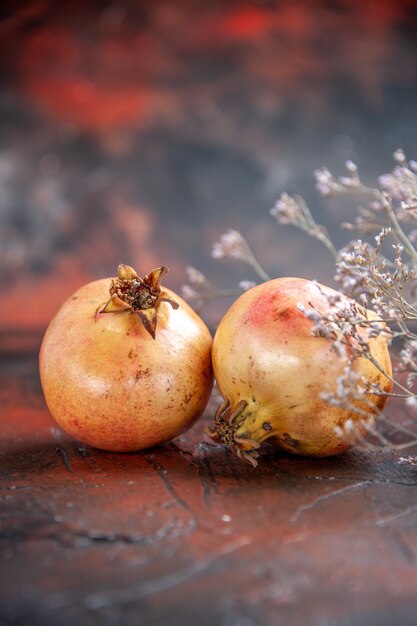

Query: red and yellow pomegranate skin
<box><xmin>40</xmin><ymin>279</ymin><xmax>213</xmax><ymax>451</ymax></box>
<box><xmin>210</xmin><ymin>277</ymin><xmax>392</xmax><ymax>462</ymax></box>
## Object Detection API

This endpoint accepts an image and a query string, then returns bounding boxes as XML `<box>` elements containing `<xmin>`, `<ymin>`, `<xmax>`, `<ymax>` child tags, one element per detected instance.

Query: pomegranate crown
<box><xmin>97</xmin><ymin>264</ymin><xmax>179</xmax><ymax>339</ymax></box>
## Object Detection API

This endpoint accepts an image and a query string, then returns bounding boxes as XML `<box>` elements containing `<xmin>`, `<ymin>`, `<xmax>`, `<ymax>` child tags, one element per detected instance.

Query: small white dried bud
<box><xmin>316</xmin><ymin>183</ymin><xmax>332</xmax><ymax>197</ymax></box>
<box><xmin>186</xmin><ymin>266</ymin><xmax>207</xmax><ymax>285</ymax></box>
<box><xmin>303</xmin><ymin>309</ymin><xmax>321</xmax><ymax>322</ymax></box>
<box><xmin>181</xmin><ymin>285</ymin><xmax>200</xmax><ymax>301</ymax></box>
<box><xmin>270</xmin><ymin>193</ymin><xmax>312</xmax><ymax>230</ymax></box>
<box><xmin>374</xmin><ymin>228</ymin><xmax>391</xmax><ymax>252</ymax></box>
<box><xmin>345</xmin><ymin>160</ymin><xmax>358</xmax><ymax>173</ymax></box>
<box><xmin>407</xmin><ymin>373</ymin><xmax>417</xmax><ymax>389</ymax></box>
<box><xmin>211</xmin><ymin>229</ymin><xmax>250</xmax><ymax>261</ymax></box>
<box><xmin>239</xmin><ymin>280</ymin><xmax>256</xmax><ymax>291</ymax></box>
<box><xmin>339</xmin><ymin>176</ymin><xmax>356</xmax><ymax>187</ymax></box>
<box><xmin>343</xmin><ymin>277</ymin><xmax>358</xmax><ymax>290</ymax></box>
<box><xmin>405</xmin><ymin>396</ymin><xmax>417</xmax><ymax>410</ymax></box>
<box><xmin>359</xmin><ymin>294</ymin><xmax>368</xmax><ymax>307</ymax></box>
<box><xmin>400</xmin><ymin>200</ymin><xmax>417</xmax><ymax>211</ymax></box>
<box><xmin>392</xmin><ymin>243</ymin><xmax>404</xmax><ymax>254</ymax></box>
<box><xmin>314</xmin><ymin>168</ymin><xmax>332</xmax><ymax>184</ymax></box>
<box><xmin>393</xmin><ymin>148</ymin><xmax>406</xmax><ymax>165</ymax></box>
<box><xmin>332</xmin><ymin>339</ymin><xmax>347</xmax><ymax>358</ymax></box>
<box><xmin>344</xmin><ymin>418</ymin><xmax>354</xmax><ymax>433</ymax></box>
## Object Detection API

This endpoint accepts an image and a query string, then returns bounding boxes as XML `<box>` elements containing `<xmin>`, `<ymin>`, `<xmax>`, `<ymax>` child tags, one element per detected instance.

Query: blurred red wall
<box><xmin>1</xmin><ymin>0</ymin><xmax>417</xmax><ymax>335</ymax></box>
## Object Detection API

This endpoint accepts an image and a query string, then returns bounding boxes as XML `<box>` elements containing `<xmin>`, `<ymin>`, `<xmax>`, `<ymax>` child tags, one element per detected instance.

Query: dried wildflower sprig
<box><xmin>181</xmin><ymin>265</ymin><xmax>243</xmax><ymax>311</ymax></box>
<box><xmin>271</xmin><ymin>193</ymin><xmax>338</xmax><ymax>258</ymax></box>
<box><xmin>293</xmin><ymin>277</ymin><xmax>417</xmax><ymax>450</ymax></box>
<box><xmin>285</xmin><ymin>151</ymin><xmax>417</xmax><ymax>449</ymax></box>
<box><xmin>181</xmin><ymin>149</ymin><xmax>417</xmax><ymax>451</ymax></box>
<box><xmin>181</xmin><ymin>231</ymin><xmax>265</xmax><ymax>309</ymax></box>
<box><xmin>212</xmin><ymin>229</ymin><xmax>271</xmax><ymax>281</ymax></box>
<box><xmin>314</xmin><ymin>150</ymin><xmax>417</xmax><ymax>265</ymax></box>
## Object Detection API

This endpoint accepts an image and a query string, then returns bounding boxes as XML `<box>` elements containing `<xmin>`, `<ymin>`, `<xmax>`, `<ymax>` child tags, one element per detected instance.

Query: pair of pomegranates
<box><xmin>40</xmin><ymin>265</ymin><xmax>392</xmax><ymax>465</ymax></box>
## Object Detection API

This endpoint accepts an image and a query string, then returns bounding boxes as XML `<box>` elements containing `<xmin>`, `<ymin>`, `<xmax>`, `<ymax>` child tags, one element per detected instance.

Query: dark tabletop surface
<box><xmin>2</xmin><ymin>349</ymin><xmax>417</xmax><ymax>626</ymax></box>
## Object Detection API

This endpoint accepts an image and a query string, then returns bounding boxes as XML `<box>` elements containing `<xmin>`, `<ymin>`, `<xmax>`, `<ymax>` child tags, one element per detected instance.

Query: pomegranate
<box><xmin>208</xmin><ymin>277</ymin><xmax>392</xmax><ymax>466</ymax></box>
<box><xmin>40</xmin><ymin>264</ymin><xmax>213</xmax><ymax>451</ymax></box>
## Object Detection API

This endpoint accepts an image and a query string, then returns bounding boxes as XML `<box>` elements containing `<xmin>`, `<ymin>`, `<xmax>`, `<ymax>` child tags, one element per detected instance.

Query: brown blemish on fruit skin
<box><xmin>132</xmin><ymin>366</ymin><xmax>159</xmax><ymax>385</ymax></box>
<box><xmin>272</xmin><ymin>307</ymin><xmax>294</xmax><ymax>322</ymax></box>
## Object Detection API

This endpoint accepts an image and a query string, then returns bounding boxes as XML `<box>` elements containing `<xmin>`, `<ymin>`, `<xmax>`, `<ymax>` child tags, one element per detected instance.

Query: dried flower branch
<box><xmin>181</xmin><ymin>231</ymin><xmax>268</xmax><ymax>309</ymax></box>
<box><xmin>182</xmin><ymin>150</ymin><xmax>417</xmax><ymax>451</ymax></box>
<box><xmin>281</xmin><ymin>152</ymin><xmax>417</xmax><ymax>449</ymax></box>
<box><xmin>270</xmin><ymin>193</ymin><xmax>338</xmax><ymax>258</ymax></box>
<box><xmin>211</xmin><ymin>229</ymin><xmax>271</xmax><ymax>281</ymax></box>
<box><xmin>181</xmin><ymin>265</ymin><xmax>242</xmax><ymax>311</ymax></box>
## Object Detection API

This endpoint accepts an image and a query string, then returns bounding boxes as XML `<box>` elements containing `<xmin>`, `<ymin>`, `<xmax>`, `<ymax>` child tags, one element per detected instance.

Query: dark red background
<box><xmin>1</xmin><ymin>0</ymin><xmax>417</xmax><ymax>333</ymax></box>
